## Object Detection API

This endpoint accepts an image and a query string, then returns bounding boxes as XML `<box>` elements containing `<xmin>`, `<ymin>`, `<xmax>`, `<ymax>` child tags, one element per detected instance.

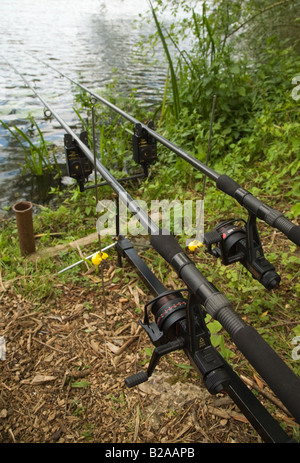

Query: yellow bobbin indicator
<box><xmin>187</xmin><ymin>240</ymin><xmax>203</xmax><ymax>252</ymax></box>
<box><xmin>91</xmin><ymin>251</ymin><xmax>109</xmax><ymax>266</ymax></box>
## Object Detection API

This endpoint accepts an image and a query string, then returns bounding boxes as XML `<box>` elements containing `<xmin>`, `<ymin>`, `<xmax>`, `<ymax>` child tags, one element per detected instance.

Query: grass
<box><xmin>1</xmin><ymin>157</ymin><xmax>298</xmax><ymax>373</ymax></box>
<box><xmin>149</xmin><ymin>1</ymin><xmax>180</xmax><ymax>120</ymax></box>
<box><xmin>1</xmin><ymin>71</ymin><xmax>298</xmax><ymax>380</ymax></box>
<box><xmin>0</xmin><ymin>115</ymin><xmax>61</xmax><ymax>177</ymax></box>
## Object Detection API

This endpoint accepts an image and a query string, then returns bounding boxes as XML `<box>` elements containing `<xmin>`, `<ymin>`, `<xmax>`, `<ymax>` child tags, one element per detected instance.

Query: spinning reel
<box><xmin>125</xmin><ymin>288</ymin><xmax>231</xmax><ymax>396</ymax></box>
<box><xmin>204</xmin><ymin>214</ymin><xmax>281</xmax><ymax>290</ymax></box>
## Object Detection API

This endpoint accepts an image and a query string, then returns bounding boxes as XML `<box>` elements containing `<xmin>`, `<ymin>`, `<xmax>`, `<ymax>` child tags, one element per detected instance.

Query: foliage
<box><xmin>230</xmin><ymin>0</ymin><xmax>300</xmax><ymax>55</ymax></box>
<box><xmin>205</xmin><ymin>315</ymin><xmax>234</xmax><ymax>362</ymax></box>
<box><xmin>0</xmin><ymin>115</ymin><xmax>61</xmax><ymax>177</ymax></box>
<box><xmin>132</xmin><ymin>0</ymin><xmax>300</xmax><ymax>383</ymax></box>
<box><xmin>142</xmin><ymin>0</ymin><xmax>300</xmax><ymax>180</ymax></box>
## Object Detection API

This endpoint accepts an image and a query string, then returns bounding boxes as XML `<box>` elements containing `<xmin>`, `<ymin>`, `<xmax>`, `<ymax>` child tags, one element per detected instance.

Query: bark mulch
<box><xmin>0</xmin><ymin>275</ymin><xmax>296</xmax><ymax>444</ymax></box>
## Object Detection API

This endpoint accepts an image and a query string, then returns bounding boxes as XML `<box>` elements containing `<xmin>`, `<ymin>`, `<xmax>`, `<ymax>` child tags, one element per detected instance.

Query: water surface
<box><xmin>0</xmin><ymin>0</ymin><xmax>167</xmax><ymax>212</ymax></box>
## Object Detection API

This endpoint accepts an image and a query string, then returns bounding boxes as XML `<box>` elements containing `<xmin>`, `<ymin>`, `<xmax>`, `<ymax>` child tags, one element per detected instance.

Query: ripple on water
<box><xmin>0</xmin><ymin>0</ymin><xmax>168</xmax><ymax>210</ymax></box>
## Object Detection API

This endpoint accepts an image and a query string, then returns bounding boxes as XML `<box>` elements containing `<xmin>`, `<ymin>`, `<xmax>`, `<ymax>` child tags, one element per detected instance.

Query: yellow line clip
<box><xmin>187</xmin><ymin>240</ymin><xmax>203</xmax><ymax>252</ymax></box>
<box><xmin>91</xmin><ymin>251</ymin><xmax>109</xmax><ymax>266</ymax></box>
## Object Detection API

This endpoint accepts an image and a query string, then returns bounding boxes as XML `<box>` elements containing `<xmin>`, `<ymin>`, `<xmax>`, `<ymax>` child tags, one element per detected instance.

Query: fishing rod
<box><xmin>3</xmin><ymin>59</ymin><xmax>156</xmax><ymax>235</ymax></box>
<box><xmin>25</xmin><ymin>55</ymin><xmax>299</xmax><ymax>292</ymax></box>
<box><xmin>27</xmin><ymin>53</ymin><xmax>300</xmax><ymax>249</ymax></box>
<box><xmin>5</xmin><ymin>61</ymin><xmax>300</xmax><ymax>441</ymax></box>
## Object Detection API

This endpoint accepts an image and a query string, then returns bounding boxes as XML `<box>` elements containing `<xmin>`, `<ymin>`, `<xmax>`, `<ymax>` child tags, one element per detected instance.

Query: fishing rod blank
<box><xmin>27</xmin><ymin>54</ymin><xmax>300</xmax><ymax>247</ymax></box>
<box><xmin>27</xmin><ymin>54</ymin><xmax>219</xmax><ymax>179</ymax></box>
<box><xmin>4</xmin><ymin>59</ymin><xmax>157</xmax><ymax>236</ymax></box>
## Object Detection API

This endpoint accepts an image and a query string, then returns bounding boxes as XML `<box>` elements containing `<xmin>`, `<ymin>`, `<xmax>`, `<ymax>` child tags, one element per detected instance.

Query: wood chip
<box><xmin>106</xmin><ymin>341</ymin><xmax>121</xmax><ymax>354</ymax></box>
<box><xmin>21</xmin><ymin>375</ymin><xmax>57</xmax><ymax>385</ymax></box>
<box><xmin>0</xmin><ymin>409</ymin><xmax>8</xmax><ymax>418</ymax></box>
<box><xmin>207</xmin><ymin>405</ymin><xmax>249</xmax><ymax>423</ymax></box>
<box><xmin>89</xmin><ymin>339</ymin><xmax>103</xmax><ymax>355</ymax></box>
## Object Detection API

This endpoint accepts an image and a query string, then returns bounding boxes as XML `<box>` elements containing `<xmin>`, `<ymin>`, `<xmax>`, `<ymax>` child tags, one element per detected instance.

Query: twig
<box><xmin>191</xmin><ymin>408</ymin><xmax>211</xmax><ymax>441</ymax></box>
<box><xmin>8</xmin><ymin>428</ymin><xmax>16</xmax><ymax>443</ymax></box>
<box><xmin>61</xmin><ymin>306</ymin><xmax>86</xmax><ymax>322</ymax></box>
<box><xmin>32</xmin><ymin>337</ymin><xmax>68</xmax><ymax>354</ymax></box>
<box><xmin>134</xmin><ymin>406</ymin><xmax>140</xmax><ymax>442</ymax></box>
<box><xmin>106</xmin><ymin>326</ymin><xmax>141</xmax><ymax>355</ymax></box>
<box><xmin>27</xmin><ymin>232</ymin><xmax>99</xmax><ymax>260</ymax></box>
<box><xmin>241</xmin><ymin>375</ymin><xmax>292</xmax><ymax>417</ymax></box>
<box><xmin>207</xmin><ymin>405</ymin><xmax>249</xmax><ymax>423</ymax></box>
<box><xmin>228</xmin><ymin>0</ymin><xmax>293</xmax><ymax>37</ymax></box>
<box><xmin>75</xmin><ymin>242</ymin><xmax>89</xmax><ymax>271</ymax></box>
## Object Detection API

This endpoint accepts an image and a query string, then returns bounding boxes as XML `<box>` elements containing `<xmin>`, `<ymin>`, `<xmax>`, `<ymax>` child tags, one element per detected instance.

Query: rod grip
<box><xmin>233</xmin><ymin>325</ymin><xmax>300</xmax><ymax>424</ymax></box>
<box><xmin>216</xmin><ymin>174</ymin><xmax>300</xmax><ymax>246</ymax></box>
<box><xmin>150</xmin><ymin>229</ymin><xmax>183</xmax><ymax>263</ymax></box>
<box><xmin>150</xmin><ymin>231</ymin><xmax>300</xmax><ymax>424</ymax></box>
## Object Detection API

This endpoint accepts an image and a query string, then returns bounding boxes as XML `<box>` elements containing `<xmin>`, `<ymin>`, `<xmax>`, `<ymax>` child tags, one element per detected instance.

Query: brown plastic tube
<box><xmin>12</xmin><ymin>201</ymin><xmax>36</xmax><ymax>256</ymax></box>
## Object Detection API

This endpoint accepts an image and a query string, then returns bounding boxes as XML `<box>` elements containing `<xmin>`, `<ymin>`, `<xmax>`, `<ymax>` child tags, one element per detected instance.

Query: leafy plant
<box><xmin>205</xmin><ymin>315</ymin><xmax>234</xmax><ymax>361</ymax></box>
<box><xmin>142</xmin><ymin>0</ymin><xmax>300</xmax><ymax>176</ymax></box>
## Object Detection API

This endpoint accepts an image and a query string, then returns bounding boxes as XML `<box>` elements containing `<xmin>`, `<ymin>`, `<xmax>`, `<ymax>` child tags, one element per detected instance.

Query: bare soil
<box><xmin>0</xmin><ymin>262</ymin><xmax>297</xmax><ymax>444</ymax></box>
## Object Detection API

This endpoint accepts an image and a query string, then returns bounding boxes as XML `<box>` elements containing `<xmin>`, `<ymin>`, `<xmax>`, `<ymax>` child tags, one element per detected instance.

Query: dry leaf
<box><xmin>132</xmin><ymin>289</ymin><xmax>140</xmax><ymax>306</ymax></box>
<box><xmin>0</xmin><ymin>409</ymin><xmax>8</xmax><ymax>418</ymax></box>
<box><xmin>260</xmin><ymin>310</ymin><xmax>268</xmax><ymax>318</ymax></box>
<box><xmin>253</xmin><ymin>373</ymin><xmax>264</xmax><ymax>389</ymax></box>
<box><xmin>31</xmin><ymin>375</ymin><xmax>57</xmax><ymax>385</ymax></box>
<box><xmin>106</xmin><ymin>341</ymin><xmax>121</xmax><ymax>353</ymax></box>
<box><xmin>90</xmin><ymin>339</ymin><xmax>103</xmax><ymax>354</ymax></box>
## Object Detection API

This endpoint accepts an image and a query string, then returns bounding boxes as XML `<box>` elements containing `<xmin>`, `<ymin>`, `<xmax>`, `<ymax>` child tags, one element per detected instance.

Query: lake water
<box><xmin>0</xmin><ymin>0</ymin><xmax>168</xmax><ymax>214</ymax></box>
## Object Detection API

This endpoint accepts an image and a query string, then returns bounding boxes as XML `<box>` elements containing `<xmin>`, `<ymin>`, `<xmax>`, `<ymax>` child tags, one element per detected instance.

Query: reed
<box><xmin>149</xmin><ymin>1</ymin><xmax>181</xmax><ymax>120</ymax></box>
<box><xmin>1</xmin><ymin>115</ymin><xmax>61</xmax><ymax>177</ymax></box>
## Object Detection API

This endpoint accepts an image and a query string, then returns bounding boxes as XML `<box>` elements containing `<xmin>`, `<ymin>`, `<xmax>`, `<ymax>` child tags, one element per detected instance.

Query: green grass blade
<box><xmin>51</xmin><ymin>150</ymin><xmax>62</xmax><ymax>177</ymax></box>
<box><xmin>149</xmin><ymin>1</ymin><xmax>180</xmax><ymax>119</ymax></box>
<box><xmin>0</xmin><ymin>119</ymin><xmax>29</xmax><ymax>155</ymax></box>
<box><xmin>202</xmin><ymin>2</ymin><xmax>216</xmax><ymax>61</ymax></box>
<box><xmin>73</xmin><ymin>106</ymin><xmax>88</xmax><ymax>132</ymax></box>
<box><xmin>14</xmin><ymin>125</ymin><xmax>37</xmax><ymax>150</ymax></box>
<box><xmin>30</xmin><ymin>116</ymin><xmax>50</xmax><ymax>160</ymax></box>
<box><xmin>192</xmin><ymin>9</ymin><xmax>202</xmax><ymax>46</ymax></box>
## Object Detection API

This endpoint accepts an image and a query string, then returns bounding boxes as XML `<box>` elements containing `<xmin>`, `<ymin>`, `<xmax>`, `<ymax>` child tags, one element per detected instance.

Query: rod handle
<box><xmin>216</xmin><ymin>175</ymin><xmax>300</xmax><ymax>246</ymax></box>
<box><xmin>234</xmin><ymin>325</ymin><xmax>300</xmax><ymax>424</ymax></box>
<box><xmin>151</xmin><ymin>231</ymin><xmax>300</xmax><ymax>424</ymax></box>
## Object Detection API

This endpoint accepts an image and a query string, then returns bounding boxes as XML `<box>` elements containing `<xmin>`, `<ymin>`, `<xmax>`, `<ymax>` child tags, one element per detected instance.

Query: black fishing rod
<box><xmin>5</xmin><ymin>60</ymin><xmax>300</xmax><ymax>434</ymax></box>
<box><xmin>27</xmin><ymin>54</ymin><xmax>300</xmax><ymax>248</ymax></box>
<box><xmin>4</xmin><ymin>59</ymin><xmax>156</xmax><ymax>235</ymax></box>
